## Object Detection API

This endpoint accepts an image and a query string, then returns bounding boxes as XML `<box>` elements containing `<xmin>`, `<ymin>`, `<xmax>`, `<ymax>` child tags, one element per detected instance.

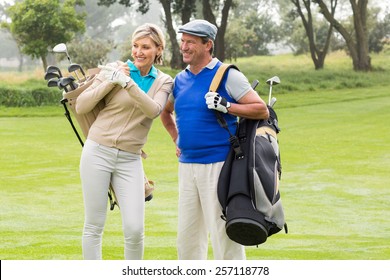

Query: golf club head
<box><xmin>53</xmin><ymin>43</ymin><xmax>71</xmax><ymax>63</ymax></box>
<box><xmin>270</xmin><ymin>97</ymin><xmax>277</xmax><ymax>107</ymax></box>
<box><xmin>266</xmin><ymin>76</ymin><xmax>281</xmax><ymax>86</ymax></box>
<box><xmin>68</xmin><ymin>63</ymin><xmax>79</xmax><ymax>72</ymax></box>
<box><xmin>44</xmin><ymin>72</ymin><xmax>60</xmax><ymax>81</ymax></box>
<box><xmin>57</xmin><ymin>79</ymin><xmax>67</xmax><ymax>92</ymax></box>
<box><xmin>47</xmin><ymin>78</ymin><xmax>59</xmax><ymax>88</ymax></box>
<box><xmin>46</xmin><ymin>65</ymin><xmax>62</xmax><ymax>77</ymax></box>
<box><xmin>58</xmin><ymin>76</ymin><xmax>78</xmax><ymax>92</ymax></box>
<box><xmin>68</xmin><ymin>63</ymin><xmax>85</xmax><ymax>75</ymax></box>
<box><xmin>68</xmin><ymin>63</ymin><xmax>86</xmax><ymax>82</ymax></box>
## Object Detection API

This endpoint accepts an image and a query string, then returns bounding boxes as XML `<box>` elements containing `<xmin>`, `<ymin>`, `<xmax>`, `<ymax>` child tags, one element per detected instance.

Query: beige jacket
<box><xmin>76</xmin><ymin>62</ymin><xmax>173</xmax><ymax>154</ymax></box>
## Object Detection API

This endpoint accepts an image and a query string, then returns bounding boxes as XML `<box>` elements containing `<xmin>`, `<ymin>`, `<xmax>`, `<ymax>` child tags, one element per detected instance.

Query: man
<box><xmin>160</xmin><ymin>19</ymin><xmax>269</xmax><ymax>260</ymax></box>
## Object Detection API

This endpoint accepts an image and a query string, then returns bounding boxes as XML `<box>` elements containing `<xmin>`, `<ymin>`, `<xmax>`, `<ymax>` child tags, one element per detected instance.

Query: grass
<box><xmin>1</xmin><ymin>52</ymin><xmax>390</xmax><ymax>260</ymax></box>
<box><xmin>230</xmin><ymin>51</ymin><xmax>390</xmax><ymax>94</ymax></box>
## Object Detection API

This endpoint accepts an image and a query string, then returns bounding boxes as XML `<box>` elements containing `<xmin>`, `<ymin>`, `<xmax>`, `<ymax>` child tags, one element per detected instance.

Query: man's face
<box><xmin>180</xmin><ymin>33</ymin><xmax>210</xmax><ymax>65</ymax></box>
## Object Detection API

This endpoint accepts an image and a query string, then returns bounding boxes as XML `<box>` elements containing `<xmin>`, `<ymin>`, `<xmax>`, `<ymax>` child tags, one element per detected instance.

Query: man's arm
<box><xmin>160</xmin><ymin>99</ymin><xmax>177</xmax><ymax>142</ymax></box>
<box><xmin>160</xmin><ymin>100</ymin><xmax>181</xmax><ymax>157</ymax></box>
<box><xmin>205</xmin><ymin>67</ymin><xmax>269</xmax><ymax>120</ymax></box>
<box><xmin>228</xmin><ymin>89</ymin><xmax>269</xmax><ymax>120</ymax></box>
<box><xmin>205</xmin><ymin>88</ymin><xmax>269</xmax><ymax>120</ymax></box>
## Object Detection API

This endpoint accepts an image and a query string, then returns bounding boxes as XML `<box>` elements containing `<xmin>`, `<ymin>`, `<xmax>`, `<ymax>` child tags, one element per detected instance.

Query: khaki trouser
<box><xmin>177</xmin><ymin>162</ymin><xmax>246</xmax><ymax>260</ymax></box>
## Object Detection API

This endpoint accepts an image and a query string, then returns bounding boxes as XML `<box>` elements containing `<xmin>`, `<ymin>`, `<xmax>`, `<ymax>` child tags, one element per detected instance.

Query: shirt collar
<box><xmin>185</xmin><ymin>57</ymin><xmax>219</xmax><ymax>72</ymax></box>
<box><xmin>206</xmin><ymin>57</ymin><xmax>219</xmax><ymax>69</ymax></box>
<box><xmin>128</xmin><ymin>60</ymin><xmax>158</xmax><ymax>78</ymax></box>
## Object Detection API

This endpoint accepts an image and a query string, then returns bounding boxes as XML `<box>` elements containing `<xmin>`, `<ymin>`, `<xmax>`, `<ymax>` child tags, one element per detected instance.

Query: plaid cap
<box><xmin>178</xmin><ymin>19</ymin><xmax>217</xmax><ymax>41</ymax></box>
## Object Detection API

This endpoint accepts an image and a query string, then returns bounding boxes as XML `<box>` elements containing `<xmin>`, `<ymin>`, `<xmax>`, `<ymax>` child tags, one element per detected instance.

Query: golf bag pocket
<box><xmin>251</xmin><ymin>125</ymin><xmax>285</xmax><ymax>236</ymax></box>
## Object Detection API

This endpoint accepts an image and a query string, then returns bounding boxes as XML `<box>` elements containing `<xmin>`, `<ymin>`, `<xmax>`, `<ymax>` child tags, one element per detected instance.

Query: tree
<box><xmin>0</xmin><ymin>28</ymin><xmax>26</xmax><ymax>71</ymax></box>
<box><xmin>224</xmin><ymin>18</ymin><xmax>253</xmax><ymax>60</ymax></box>
<box><xmin>368</xmin><ymin>10</ymin><xmax>390</xmax><ymax>53</ymax></box>
<box><xmin>98</xmin><ymin>0</ymin><xmax>183</xmax><ymax>69</ymax></box>
<box><xmin>160</xmin><ymin>0</ymin><xmax>183</xmax><ymax>69</ymax></box>
<box><xmin>1</xmin><ymin>1</ymin><xmax>24</xmax><ymax>71</ymax></box>
<box><xmin>225</xmin><ymin>9</ymin><xmax>280</xmax><ymax>58</ymax></box>
<box><xmin>83</xmin><ymin>0</ymin><xmax>127</xmax><ymax>38</ymax></box>
<box><xmin>314</xmin><ymin>0</ymin><xmax>371</xmax><ymax>71</ymax></box>
<box><xmin>5</xmin><ymin>0</ymin><xmax>86</xmax><ymax>71</ymax></box>
<box><xmin>291</xmin><ymin>0</ymin><xmax>336</xmax><ymax>70</ymax></box>
<box><xmin>68</xmin><ymin>37</ymin><xmax>114</xmax><ymax>69</ymax></box>
<box><xmin>202</xmin><ymin>0</ymin><xmax>234</xmax><ymax>61</ymax></box>
<box><xmin>172</xmin><ymin>0</ymin><xmax>235</xmax><ymax>63</ymax></box>
<box><xmin>98</xmin><ymin>0</ymin><xmax>236</xmax><ymax>67</ymax></box>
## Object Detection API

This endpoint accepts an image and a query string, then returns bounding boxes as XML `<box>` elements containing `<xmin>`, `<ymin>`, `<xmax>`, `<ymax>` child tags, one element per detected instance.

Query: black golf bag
<box><xmin>211</xmin><ymin>64</ymin><xmax>287</xmax><ymax>246</ymax></box>
<box><xmin>217</xmin><ymin>108</ymin><xmax>287</xmax><ymax>246</ymax></box>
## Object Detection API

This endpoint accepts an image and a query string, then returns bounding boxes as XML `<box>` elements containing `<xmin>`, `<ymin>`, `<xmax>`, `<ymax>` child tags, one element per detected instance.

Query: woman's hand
<box><xmin>98</xmin><ymin>64</ymin><xmax>131</xmax><ymax>88</ymax></box>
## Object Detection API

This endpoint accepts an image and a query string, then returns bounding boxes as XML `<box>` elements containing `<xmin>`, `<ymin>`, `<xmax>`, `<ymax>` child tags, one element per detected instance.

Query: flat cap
<box><xmin>178</xmin><ymin>19</ymin><xmax>217</xmax><ymax>41</ymax></box>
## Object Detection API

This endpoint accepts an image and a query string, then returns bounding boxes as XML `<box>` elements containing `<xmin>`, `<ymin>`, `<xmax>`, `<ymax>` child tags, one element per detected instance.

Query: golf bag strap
<box><xmin>209</xmin><ymin>63</ymin><xmax>239</xmax><ymax>92</ymax></box>
<box><xmin>209</xmin><ymin>63</ymin><xmax>243</xmax><ymax>159</ymax></box>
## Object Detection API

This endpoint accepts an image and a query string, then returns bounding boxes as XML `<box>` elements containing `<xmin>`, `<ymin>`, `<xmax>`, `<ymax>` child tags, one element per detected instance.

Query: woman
<box><xmin>76</xmin><ymin>23</ymin><xmax>173</xmax><ymax>260</ymax></box>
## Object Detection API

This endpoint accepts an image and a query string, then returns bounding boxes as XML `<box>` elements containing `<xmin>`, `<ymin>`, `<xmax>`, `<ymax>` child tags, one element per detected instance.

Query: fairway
<box><xmin>1</xmin><ymin>83</ymin><xmax>389</xmax><ymax>260</ymax></box>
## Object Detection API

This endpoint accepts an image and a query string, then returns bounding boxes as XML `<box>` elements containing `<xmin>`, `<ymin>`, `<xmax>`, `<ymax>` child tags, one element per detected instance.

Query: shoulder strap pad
<box><xmin>209</xmin><ymin>63</ymin><xmax>239</xmax><ymax>92</ymax></box>
<box><xmin>209</xmin><ymin>63</ymin><xmax>243</xmax><ymax>159</ymax></box>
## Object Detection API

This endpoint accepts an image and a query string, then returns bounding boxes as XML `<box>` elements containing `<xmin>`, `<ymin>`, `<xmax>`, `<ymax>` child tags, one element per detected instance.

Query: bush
<box><xmin>0</xmin><ymin>85</ymin><xmax>62</xmax><ymax>107</ymax></box>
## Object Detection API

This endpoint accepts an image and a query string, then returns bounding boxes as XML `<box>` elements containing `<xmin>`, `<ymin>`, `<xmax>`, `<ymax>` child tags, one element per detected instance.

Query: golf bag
<box><xmin>212</xmin><ymin>64</ymin><xmax>287</xmax><ymax>246</ymax></box>
<box><xmin>59</xmin><ymin>68</ymin><xmax>154</xmax><ymax>209</ymax></box>
<box><xmin>61</xmin><ymin>68</ymin><xmax>103</xmax><ymax>140</ymax></box>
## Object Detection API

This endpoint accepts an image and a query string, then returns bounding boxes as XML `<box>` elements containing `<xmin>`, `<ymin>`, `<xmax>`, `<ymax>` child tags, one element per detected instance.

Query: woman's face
<box><xmin>131</xmin><ymin>37</ymin><xmax>161</xmax><ymax>75</ymax></box>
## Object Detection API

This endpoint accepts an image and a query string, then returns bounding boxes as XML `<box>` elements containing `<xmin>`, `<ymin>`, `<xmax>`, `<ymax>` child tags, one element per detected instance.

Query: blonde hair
<box><xmin>132</xmin><ymin>23</ymin><xmax>166</xmax><ymax>65</ymax></box>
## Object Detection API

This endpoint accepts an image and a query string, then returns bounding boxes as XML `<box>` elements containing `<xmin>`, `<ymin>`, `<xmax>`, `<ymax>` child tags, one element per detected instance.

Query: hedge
<box><xmin>0</xmin><ymin>85</ymin><xmax>63</xmax><ymax>107</ymax></box>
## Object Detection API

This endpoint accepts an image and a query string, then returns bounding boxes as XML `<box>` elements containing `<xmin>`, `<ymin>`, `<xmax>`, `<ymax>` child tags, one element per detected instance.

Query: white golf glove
<box><xmin>98</xmin><ymin>65</ymin><xmax>131</xmax><ymax>88</ymax></box>
<box><xmin>205</xmin><ymin>91</ymin><xmax>231</xmax><ymax>113</ymax></box>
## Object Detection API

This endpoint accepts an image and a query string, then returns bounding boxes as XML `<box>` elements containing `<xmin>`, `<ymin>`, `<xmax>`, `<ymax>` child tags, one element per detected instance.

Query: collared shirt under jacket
<box><xmin>76</xmin><ymin>61</ymin><xmax>173</xmax><ymax>155</ymax></box>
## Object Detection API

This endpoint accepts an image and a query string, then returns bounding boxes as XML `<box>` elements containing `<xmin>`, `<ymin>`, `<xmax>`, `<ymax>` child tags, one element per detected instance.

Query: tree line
<box><xmin>1</xmin><ymin>0</ymin><xmax>389</xmax><ymax>72</ymax></box>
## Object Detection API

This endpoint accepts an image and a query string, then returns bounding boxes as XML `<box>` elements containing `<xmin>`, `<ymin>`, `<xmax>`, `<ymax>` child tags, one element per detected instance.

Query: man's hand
<box><xmin>98</xmin><ymin>65</ymin><xmax>131</xmax><ymax>88</ymax></box>
<box><xmin>205</xmin><ymin>91</ymin><xmax>230</xmax><ymax>113</ymax></box>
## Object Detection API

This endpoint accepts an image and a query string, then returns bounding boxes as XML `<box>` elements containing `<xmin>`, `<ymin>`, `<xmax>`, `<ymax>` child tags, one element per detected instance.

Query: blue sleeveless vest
<box><xmin>173</xmin><ymin>61</ymin><xmax>237</xmax><ymax>163</ymax></box>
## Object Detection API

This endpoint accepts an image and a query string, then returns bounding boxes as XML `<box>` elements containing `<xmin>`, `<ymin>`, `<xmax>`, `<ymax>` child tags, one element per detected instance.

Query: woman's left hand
<box><xmin>98</xmin><ymin>64</ymin><xmax>131</xmax><ymax>88</ymax></box>
<box><xmin>116</xmin><ymin>62</ymin><xmax>130</xmax><ymax>76</ymax></box>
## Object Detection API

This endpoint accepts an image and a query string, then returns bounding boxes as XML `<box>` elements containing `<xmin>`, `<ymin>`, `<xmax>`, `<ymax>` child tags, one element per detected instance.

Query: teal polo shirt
<box><xmin>127</xmin><ymin>60</ymin><xmax>157</xmax><ymax>93</ymax></box>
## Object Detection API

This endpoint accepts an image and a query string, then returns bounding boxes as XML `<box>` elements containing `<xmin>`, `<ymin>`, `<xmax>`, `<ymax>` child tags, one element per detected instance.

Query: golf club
<box><xmin>266</xmin><ymin>76</ymin><xmax>280</xmax><ymax>105</ymax></box>
<box><xmin>53</xmin><ymin>43</ymin><xmax>72</xmax><ymax>64</ymax></box>
<box><xmin>44</xmin><ymin>65</ymin><xmax>120</xmax><ymax>209</ymax></box>
<box><xmin>58</xmin><ymin>76</ymin><xmax>78</xmax><ymax>92</ymax></box>
<box><xmin>57</xmin><ymin>80</ymin><xmax>68</xmax><ymax>92</ymax></box>
<box><xmin>46</xmin><ymin>65</ymin><xmax>62</xmax><ymax>77</ymax></box>
<box><xmin>44</xmin><ymin>72</ymin><xmax>60</xmax><ymax>81</ymax></box>
<box><xmin>68</xmin><ymin>63</ymin><xmax>86</xmax><ymax>82</ymax></box>
<box><xmin>251</xmin><ymin>79</ymin><xmax>259</xmax><ymax>90</ymax></box>
<box><xmin>270</xmin><ymin>96</ymin><xmax>277</xmax><ymax>107</ymax></box>
<box><xmin>47</xmin><ymin>78</ymin><xmax>59</xmax><ymax>88</ymax></box>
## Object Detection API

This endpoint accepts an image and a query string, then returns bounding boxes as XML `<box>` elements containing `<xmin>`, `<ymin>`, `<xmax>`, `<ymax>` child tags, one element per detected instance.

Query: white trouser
<box><xmin>177</xmin><ymin>162</ymin><xmax>246</xmax><ymax>260</ymax></box>
<box><xmin>80</xmin><ymin>139</ymin><xmax>145</xmax><ymax>260</ymax></box>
